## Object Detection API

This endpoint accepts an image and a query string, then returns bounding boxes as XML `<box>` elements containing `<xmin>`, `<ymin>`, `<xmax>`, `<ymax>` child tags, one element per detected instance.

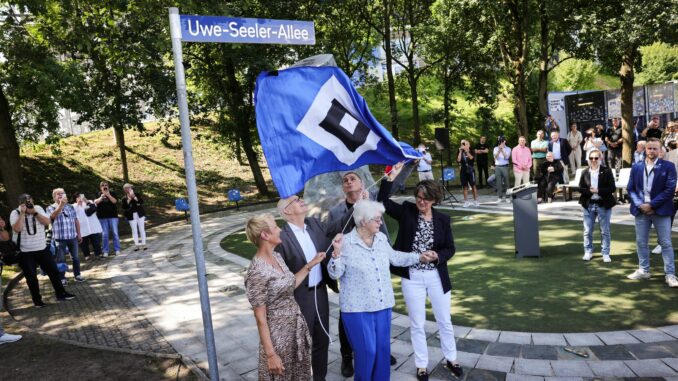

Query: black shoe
<box><xmin>416</xmin><ymin>368</ymin><xmax>429</xmax><ymax>381</ymax></box>
<box><xmin>340</xmin><ymin>356</ymin><xmax>354</xmax><ymax>378</ymax></box>
<box><xmin>34</xmin><ymin>301</ymin><xmax>47</xmax><ymax>308</ymax></box>
<box><xmin>446</xmin><ymin>361</ymin><xmax>463</xmax><ymax>378</ymax></box>
<box><xmin>57</xmin><ymin>292</ymin><xmax>76</xmax><ymax>301</ymax></box>
<box><xmin>390</xmin><ymin>354</ymin><xmax>397</xmax><ymax>365</ymax></box>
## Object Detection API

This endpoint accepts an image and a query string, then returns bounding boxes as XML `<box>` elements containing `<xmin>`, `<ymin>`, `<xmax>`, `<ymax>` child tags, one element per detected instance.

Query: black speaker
<box><xmin>434</xmin><ymin>128</ymin><xmax>450</xmax><ymax>151</ymax></box>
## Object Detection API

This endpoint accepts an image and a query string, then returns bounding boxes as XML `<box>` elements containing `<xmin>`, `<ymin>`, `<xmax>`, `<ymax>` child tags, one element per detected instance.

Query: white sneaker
<box><xmin>0</xmin><ymin>333</ymin><xmax>22</xmax><ymax>345</ymax></box>
<box><xmin>463</xmin><ymin>201</ymin><xmax>470</xmax><ymax>208</ymax></box>
<box><xmin>473</xmin><ymin>200</ymin><xmax>479</xmax><ymax>207</ymax></box>
<box><xmin>505</xmin><ymin>198</ymin><xmax>511</xmax><ymax>203</ymax></box>
<box><xmin>627</xmin><ymin>269</ymin><xmax>651</xmax><ymax>280</ymax></box>
<box><xmin>582</xmin><ymin>253</ymin><xmax>593</xmax><ymax>261</ymax></box>
<box><xmin>652</xmin><ymin>245</ymin><xmax>662</xmax><ymax>254</ymax></box>
<box><xmin>103</xmin><ymin>252</ymin><xmax>109</xmax><ymax>258</ymax></box>
<box><xmin>602</xmin><ymin>255</ymin><xmax>611</xmax><ymax>263</ymax></box>
<box><xmin>115</xmin><ymin>251</ymin><xmax>121</xmax><ymax>256</ymax></box>
<box><xmin>666</xmin><ymin>274</ymin><xmax>678</xmax><ymax>288</ymax></box>
<box><xmin>497</xmin><ymin>198</ymin><xmax>503</xmax><ymax>203</ymax></box>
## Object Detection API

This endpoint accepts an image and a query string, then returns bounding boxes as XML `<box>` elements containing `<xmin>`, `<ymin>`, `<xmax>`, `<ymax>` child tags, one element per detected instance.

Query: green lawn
<box><xmin>221</xmin><ymin>211</ymin><xmax>678</xmax><ymax>332</ymax></box>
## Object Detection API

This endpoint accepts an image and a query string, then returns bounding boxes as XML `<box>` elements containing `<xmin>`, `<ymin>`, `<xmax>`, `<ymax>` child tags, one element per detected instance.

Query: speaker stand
<box><xmin>438</xmin><ymin>150</ymin><xmax>459</xmax><ymax>205</ymax></box>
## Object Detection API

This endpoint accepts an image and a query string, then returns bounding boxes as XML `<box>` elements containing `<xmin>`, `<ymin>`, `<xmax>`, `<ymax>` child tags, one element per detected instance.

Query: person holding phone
<box><xmin>72</xmin><ymin>193</ymin><xmax>103</xmax><ymax>260</ymax></box>
<box><xmin>95</xmin><ymin>181</ymin><xmax>120</xmax><ymax>257</ymax></box>
<box><xmin>47</xmin><ymin>188</ymin><xmax>85</xmax><ymax>284</ymax></box>
<box><xmin>458</xmin><ymin>140</ymin><xmax>479</xmax><ymax>206</ymax></box>
<box><xmin>122</xmin><ymin>183</ymin><xmax>147</xmax><ymax>251</ymax></box>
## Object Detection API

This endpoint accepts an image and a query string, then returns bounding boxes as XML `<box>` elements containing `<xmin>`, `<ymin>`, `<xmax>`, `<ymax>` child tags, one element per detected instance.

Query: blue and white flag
<box><xmin>255</xmin><ymin>66</ymin><xmax>420</xmax><ymax>198</ymax></box>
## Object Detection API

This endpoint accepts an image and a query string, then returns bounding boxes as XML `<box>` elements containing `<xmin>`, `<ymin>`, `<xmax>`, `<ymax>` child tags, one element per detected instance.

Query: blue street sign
<box><xmin>178</xmin><ymin>15</ymin><xmax>315</xmax><ymax>45</ymax></box>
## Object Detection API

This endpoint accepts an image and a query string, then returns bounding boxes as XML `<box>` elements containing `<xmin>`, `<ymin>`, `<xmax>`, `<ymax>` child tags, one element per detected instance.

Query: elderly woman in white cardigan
<box><xmin>328</xmin><ymin>200</ymin><xmax>435</xmax><ymax>381</ymax></box>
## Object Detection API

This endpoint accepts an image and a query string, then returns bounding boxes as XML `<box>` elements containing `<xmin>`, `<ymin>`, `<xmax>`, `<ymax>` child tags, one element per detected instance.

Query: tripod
<box><xmin>439</xmin><ymin>149</ymin><xmax>459</xmax><ymax>204</ymax></box>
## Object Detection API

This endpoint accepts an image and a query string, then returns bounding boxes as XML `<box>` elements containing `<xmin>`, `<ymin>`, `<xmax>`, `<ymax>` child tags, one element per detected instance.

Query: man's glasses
<box><xmin>283</xmin><ymin>197</ymin><xmax>301</xmax><ymax>210</ymax></box>
<box><xmin>589</xmin><ymin>157</ymin><xmax>600</xmax><ymax>161</ymax></box>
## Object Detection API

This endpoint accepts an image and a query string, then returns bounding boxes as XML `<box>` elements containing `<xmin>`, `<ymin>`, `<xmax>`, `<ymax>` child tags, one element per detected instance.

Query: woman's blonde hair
<box><xmin>245</xmin><ymin>213</ymin><xmax>275</xmax><ymax>247</ymax></box>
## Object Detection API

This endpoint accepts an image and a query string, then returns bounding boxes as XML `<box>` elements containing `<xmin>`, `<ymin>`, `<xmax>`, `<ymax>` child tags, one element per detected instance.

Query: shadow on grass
<box><xmin>222</xmin><ymin>210</ymin><xmax>678</xmax><ymax>332</ymax></box>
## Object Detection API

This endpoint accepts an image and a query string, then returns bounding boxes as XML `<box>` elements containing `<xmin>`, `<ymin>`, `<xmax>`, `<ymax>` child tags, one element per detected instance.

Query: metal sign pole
<box><xmin>168</xmin><ymin>7</ymin><xmax>220</xmax><ymax>380</ymax></box>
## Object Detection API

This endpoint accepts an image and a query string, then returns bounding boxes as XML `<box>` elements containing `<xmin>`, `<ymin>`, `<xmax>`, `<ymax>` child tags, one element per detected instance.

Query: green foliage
<box><xmin>637</xmin><ymin>42</ymin><xmax>678</xmax><ymax>84</ymax></box>
<box><xmin>549</xmin><ymin>58</ymin><xmax>600</xmax><ymax>91</ymax></box>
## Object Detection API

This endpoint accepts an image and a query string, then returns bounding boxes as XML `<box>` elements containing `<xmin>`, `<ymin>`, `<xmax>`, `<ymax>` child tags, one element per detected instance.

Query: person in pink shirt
<box><xmin>511</xmin><ymin>136</ymin><xmax>533</xmax><ymax>187</ymax></box>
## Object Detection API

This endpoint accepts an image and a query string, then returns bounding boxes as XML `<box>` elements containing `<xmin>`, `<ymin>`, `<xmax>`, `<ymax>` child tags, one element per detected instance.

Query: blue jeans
<box><xmin>583</xmin><ymin>203</ymin><xmax>611</xmax><ymax>256</ymax></box>
<box><xmin>55</xmin><ymin>238</ymin><xmax>81</xmax><ymax>278</ymax></box>
<box><xmin>634</xmin><ymin>214</ymin><xmax>675</xmax><ymax>275</ymax></box>
<box><xmin>100</xmin><ymin>218</ymin><xmax>120</xmax><ymax>253</ymax></box>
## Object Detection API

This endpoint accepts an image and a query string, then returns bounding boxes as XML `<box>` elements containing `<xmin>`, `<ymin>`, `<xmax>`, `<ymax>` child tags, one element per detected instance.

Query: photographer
<box><xmin>47</xmin><ymin>188</ymin><xmax>85</xmax><ymax>284</ymax></box>
<box><xmin>583</xmin><ymin>128</ymin><xmax>604</xmax><ymax>165</ymax></box>
<box><xmin>73</xmin><ymin>193</ymin><xmax>103</xmax><ymax>260</ymax></box>
<box><xmin>493</xmin><ymin>136</ymin><xmax>512</xmax><ymax>203</ymax></box>
<box><xmin>9</xmin><ymin>194</ymin><xmax>75</xmax><ymax>307</ymax></box>
<box><xmin>458</xmin><ymin>140</ymin><xmax>479</xmax><ymax>207</ymax></box>
<box><xmin>95</xmin><ymin>181</ymin><xmax>120</xmax><ymax>257</ymax></box>
<box><xmin>416</xmin><ymin>144</ymin><xmax>434</xmax><ymax>181</ymax></box>
<box><xmin>122</xmin><ymin>184</ymin><xmax>147</xmax><ymax>251</ymax></box>
<box><xmin>544</xmin><ymin>114</ymin><xmax>559</xmax><ymax>135</ymax></box>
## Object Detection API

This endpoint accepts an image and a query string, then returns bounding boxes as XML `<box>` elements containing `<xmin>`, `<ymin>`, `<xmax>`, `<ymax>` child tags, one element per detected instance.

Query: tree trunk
<box><xmin>223</xmin><ymin>60</ymin><xmax>270</xmax><ymax>197</ymax></box>
<box><xmin>620</xmin><ymin>48</ymin><xmax>636</xmax><ymax>167</ymax></box>
<box><xmin>409</xmin><ymin>72</ymin><xmax>421</xmax><ymax>145</ymax></box>
<box><xmin>114</xmin><ymin>125</ymin><xmax>130</xmax><ymax>183</ymax></box>
<box><xmin>0</xmin><ymin>86</ymin><xmax>25</xmax><ymax>208</ymax></box>
<box><xmin>382</xmin><ymin>0</ymin><xmax>399</xmax><ymax>139</ymax></box>
<box><xmin>512</xmin><ymin>71</ymin><xmax>530</xmax><ymax>138</ymax></box>
<box><xmin>537</xmin><ymin>0</ymin><xmax>549</xmax><ymax>118</ymax></box>
<box><xmin>443</xmin><ymin>71</ymin><xmax>451</xmax><ymax>131</ymax></box>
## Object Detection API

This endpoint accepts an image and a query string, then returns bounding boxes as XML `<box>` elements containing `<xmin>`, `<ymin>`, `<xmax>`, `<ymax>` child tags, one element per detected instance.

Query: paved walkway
<box><xmin>6</xmin><ymin>190</ymin><xmax>678</xmax><ymax>380</ymax></box>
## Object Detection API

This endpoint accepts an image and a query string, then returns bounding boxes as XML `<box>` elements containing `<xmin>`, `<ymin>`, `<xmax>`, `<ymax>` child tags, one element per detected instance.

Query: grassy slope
<box><xmin>222</xmin><ymin>210</ymin><xmax>678</xmax><ymax>332</ymax></box>
<box><xmin>4</xmin><ymin>124</ymin><xmax>273</xmax><ymax>225</ymax></box>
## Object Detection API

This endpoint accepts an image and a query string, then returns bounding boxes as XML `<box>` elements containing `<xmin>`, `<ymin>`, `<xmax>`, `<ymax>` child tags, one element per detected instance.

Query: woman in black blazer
<box><xmin>578</xmin><ymin>149</ymin><xmax>616</xmax><ymax>262</ymax></box>
<box><xmin>377</xmin><ymin>165</ymin><xmax>462</xmax><ymax>381</ymax></box>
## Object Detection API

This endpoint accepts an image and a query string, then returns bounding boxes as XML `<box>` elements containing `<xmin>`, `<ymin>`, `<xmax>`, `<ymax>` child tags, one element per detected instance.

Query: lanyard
<box><xmin>644</xmin><ymin>163</ymin><xmax>655</xmax><ymax>197</ymax></box>
<box><xmin>24</xmin><ymin>213</ymin><xmax>37</xmax><ymax>236</ymax></box>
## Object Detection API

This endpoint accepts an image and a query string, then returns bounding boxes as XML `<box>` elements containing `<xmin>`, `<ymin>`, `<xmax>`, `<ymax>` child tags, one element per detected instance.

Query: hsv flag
<box><xmin>255</xmin><ymin>66</ymin><xmax>420</xmax><ymax>198</ymax></box>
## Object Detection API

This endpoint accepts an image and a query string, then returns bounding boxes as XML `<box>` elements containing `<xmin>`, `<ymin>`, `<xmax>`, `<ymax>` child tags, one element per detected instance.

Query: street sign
<box><xmin>178</xmin><ymin>15</ymin><xmax>315</xmax><ymax>45</ymax></box>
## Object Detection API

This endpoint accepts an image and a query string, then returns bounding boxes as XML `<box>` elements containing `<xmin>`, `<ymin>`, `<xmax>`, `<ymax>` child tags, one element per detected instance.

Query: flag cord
<box><xmin>315</xmin><ymin>158</ymin><xmax>413</xmax><ymax>343</ymax></box>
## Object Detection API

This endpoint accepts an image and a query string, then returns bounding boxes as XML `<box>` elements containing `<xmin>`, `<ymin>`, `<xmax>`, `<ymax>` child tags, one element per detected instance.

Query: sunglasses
<box><xmin>589</xmin><ymin>157</ymin><xmax>600</xmax><ymax>161</ymax></box>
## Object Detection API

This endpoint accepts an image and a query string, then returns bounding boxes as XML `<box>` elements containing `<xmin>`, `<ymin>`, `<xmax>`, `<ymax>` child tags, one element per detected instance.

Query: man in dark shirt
<box><xmin>606</xmin><ymin>118</ymin><xmax>623</xmax><ymax>172</ymax></box>
<box><xmin>94</xmin><ymin>181</ymin><xmax>120</xmax><ymax>257</ymax></box>
<box><xmin>474</xmin><ymin>136</ymin><xmax>489</xmax><ymax>188</ymax></box>
<box><xmin>642</xmin><ymin>115</ymin><xmax>663</xmax><ymax>140</ymax></box>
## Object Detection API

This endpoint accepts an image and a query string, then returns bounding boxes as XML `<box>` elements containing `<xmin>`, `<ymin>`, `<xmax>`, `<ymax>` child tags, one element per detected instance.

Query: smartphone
<box><xmin>80</xmin><ymin>194</ymin><xmax>85</xmax><ymax>201</ymax></box>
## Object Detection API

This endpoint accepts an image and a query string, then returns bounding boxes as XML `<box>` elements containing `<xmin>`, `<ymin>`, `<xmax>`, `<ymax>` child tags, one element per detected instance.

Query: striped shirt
<box><xmin>46</xmin><ymin>203</ymin><xmax>79</xmax><ymax>240</ymax></box>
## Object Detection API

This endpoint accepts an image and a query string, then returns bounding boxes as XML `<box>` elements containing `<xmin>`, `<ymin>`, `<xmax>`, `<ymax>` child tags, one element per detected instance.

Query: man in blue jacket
<box><xmin>626</xmin><ymin>138</ymin><xmax>678</xmax><ymax>287</ymax></box>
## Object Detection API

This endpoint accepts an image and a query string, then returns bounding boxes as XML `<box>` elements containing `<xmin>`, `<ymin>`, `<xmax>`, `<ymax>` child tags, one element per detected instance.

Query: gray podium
<box><xmin>507</xmin><ymin>183</ymin><xmax>540</xmax><ymax>258</ymax></box>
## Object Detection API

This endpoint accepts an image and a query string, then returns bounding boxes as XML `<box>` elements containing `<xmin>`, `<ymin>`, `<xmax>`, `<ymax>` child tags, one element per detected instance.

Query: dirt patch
<box><xmin>0</xmin><ymin>332</ymin><xmax>200</xmax><ymax>381</ymax></box>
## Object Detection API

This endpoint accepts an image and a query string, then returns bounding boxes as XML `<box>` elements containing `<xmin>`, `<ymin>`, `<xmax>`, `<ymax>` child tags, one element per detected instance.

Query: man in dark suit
<box><xmin>276</xmin><ymin>195</ymin><xmax>347</xmax><ymax>381</ymax></box>
<box><xmin>547</xmin><ymin>130</ymin><xmax>572</xmax><ymax>184</ymax></box>
<box><xmin>626</xmin><ymin>138</ymin><xmax>678</xmax><ymax>287</ymax></box>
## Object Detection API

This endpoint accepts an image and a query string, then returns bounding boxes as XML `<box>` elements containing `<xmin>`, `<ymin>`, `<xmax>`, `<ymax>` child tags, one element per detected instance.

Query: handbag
<box><xmin>0</xmin><ymin>233</ymin><xmax>21</xmax><ymax>266</ymax></box>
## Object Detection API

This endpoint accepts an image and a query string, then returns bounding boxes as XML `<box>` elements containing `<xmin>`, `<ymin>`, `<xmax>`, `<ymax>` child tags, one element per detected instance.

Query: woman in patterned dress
<box><xmin>377</xmin><ymin>167</ymin><xmax>463</xmax><ymax>381</ymax></box>
<box><xmin>244</xmin><ymin>213</ymin><xmax>335</xmax><ymax>381</ymax></box>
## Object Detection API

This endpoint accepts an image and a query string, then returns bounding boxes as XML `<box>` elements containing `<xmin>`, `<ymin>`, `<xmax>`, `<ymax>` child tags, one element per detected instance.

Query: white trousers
<box><xmin>129</xmin><ymin>212</ymin><xmax>146</xmax><ymax>246</ymax></box>
<box><xmin>402</xmin><ymin>269</ymin><xmax>457</xmax><ymax>368</ymax></box>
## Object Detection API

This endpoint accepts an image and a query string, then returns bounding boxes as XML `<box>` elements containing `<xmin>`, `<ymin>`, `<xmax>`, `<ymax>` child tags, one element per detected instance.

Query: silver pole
<box><xmin>168</xmin><ymin>8</ymin><xmax>220</xmax><ymax>380</ymax></box>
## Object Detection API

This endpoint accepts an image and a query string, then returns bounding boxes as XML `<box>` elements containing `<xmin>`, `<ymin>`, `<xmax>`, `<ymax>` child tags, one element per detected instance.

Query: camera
<box><xmin>25</xmin><ymin>201</ymin><xmax>34</xmax><ymax>209</ymax></box>
<box><xmin>103</xmin><ymin>187</ymin><xmax>108</xmax><ymax>192</ymax></box>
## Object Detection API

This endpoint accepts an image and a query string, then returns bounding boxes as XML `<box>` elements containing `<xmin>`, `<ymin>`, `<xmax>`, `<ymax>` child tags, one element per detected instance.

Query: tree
<box><xmin>535</xmin><ymin>0</ymin><xmax>589</xmax><ymax>119</ymax></box>
<box><xmin>315</xmin><ymin>0</ymin><xmax>380</xmax><ymax>81</ymax></box>
<box><xmin>637</xmin><ymin>42</ymin><xmax>678</xmax><ymax>84</ymax></box>
<box><xmin>583</xmin><ymin>0</ymin><xmax>678</xmax><ymax>165</ymax></box>
<box><xmin>0</xmin><ymin>3</ymin><xmax>84</xmax><ymax>209</ymax></box>
<box><xmin>31</xmin><ymin>0</ymin><xmax>175</xmax><ymax>184</ymax></box>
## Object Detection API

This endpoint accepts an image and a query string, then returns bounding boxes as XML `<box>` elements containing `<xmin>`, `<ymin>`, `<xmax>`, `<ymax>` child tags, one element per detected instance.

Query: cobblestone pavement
<box><xmin>7</xmin><ymin>195</ymin><xmax>678</xmax><ymax>381</ymax></box>
<box><xmin>7</xmin><ymin>258</ymin><xmax>176</xmax><ymax>354</ymax></box>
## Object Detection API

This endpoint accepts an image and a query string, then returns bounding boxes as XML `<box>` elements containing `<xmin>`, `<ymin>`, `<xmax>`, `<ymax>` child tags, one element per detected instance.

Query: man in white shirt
<box><xmin>416</xmin><ymin>144</ymin><xmax>434</xmax><ymax>181</ymax></box>
<box><xmin>493</xmin><ymin>136</ymin><xmax>512</xmax><ymax>203</ymax></box>
<box><xmin>275</xmin><ymin>195</ymin><xmax>350</xmax><ymax>381</ymax></box>
<box><xmin>9</xmin><ymin>194</ymin><xmax>75</xmax><ymax>307</ymax></box>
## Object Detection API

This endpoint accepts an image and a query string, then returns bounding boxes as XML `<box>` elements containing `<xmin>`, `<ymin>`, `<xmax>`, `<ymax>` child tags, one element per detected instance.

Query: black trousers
<box><xmin>295</xmin><ymin>285</ymin><xmax>329</xmax><ymax>381</ymax></box>
<box><xmin>477</xmin><ymin>161</ymin><xmax>489</xmax><ymax>186</ymax></box>
<box><xmin>80</xmin><ymin>233</ymin><xmax>103</xmax><ymax>257</ymax></box>
<box><xmin>18</xmin><ymin>248</ymin><xmax>67</xmax><ymax>304</ymax></box>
